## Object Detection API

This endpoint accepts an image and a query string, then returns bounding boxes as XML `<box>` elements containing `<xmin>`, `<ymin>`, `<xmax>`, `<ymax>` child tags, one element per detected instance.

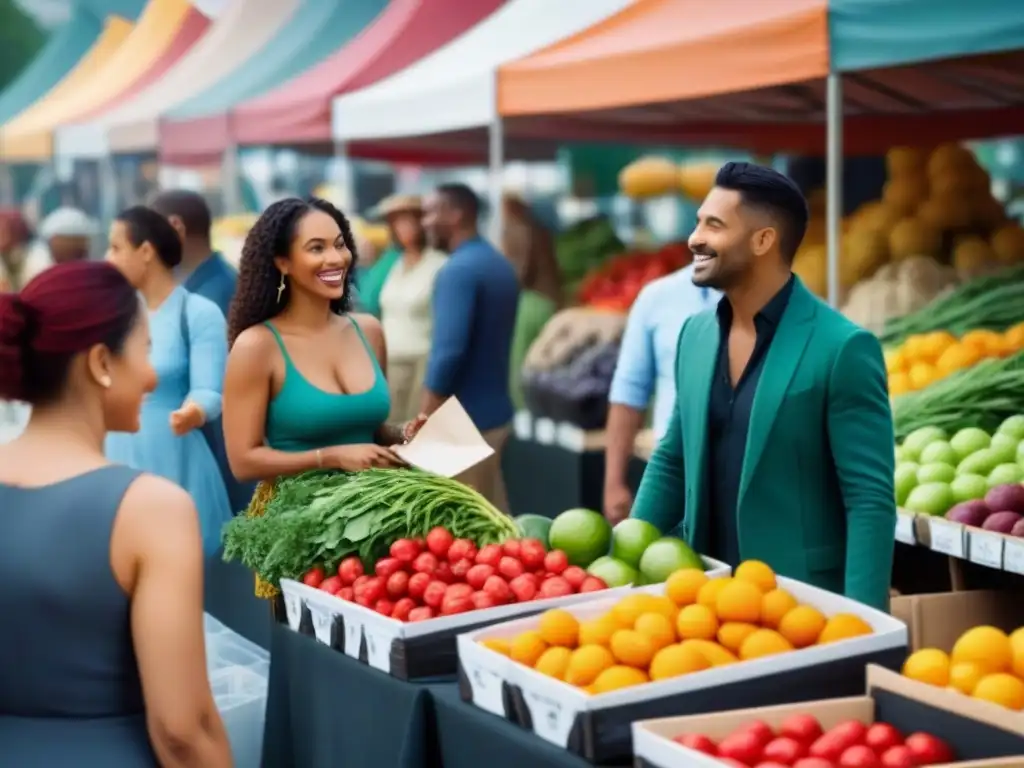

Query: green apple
<box><xmin>997</xmin><ymin>414</ymin><xmax>1024</xmax><ymax>440</ymax></box>
<box><xmin>895</xmin><ymin>463</ymin><xmax>920</xmax><ymax>507</ymax></box>
<box><xmin>950</xmin><ymin>427</ymin><xmax>992</xmax><ymax>461</ymax></box>
<box><xmin>902</xmin><ymin>426</ymin><xmax>949</xmax><ymax>461</ymax></box>
<box><xmin>950</xmin><ymin>473</ymin><xmax>990</xmax><ymax>502</ymax></box>
<box><xmin>919</xmin><ymin>440</ymin><xmax>958</xmax><ymax>466</ymax></box>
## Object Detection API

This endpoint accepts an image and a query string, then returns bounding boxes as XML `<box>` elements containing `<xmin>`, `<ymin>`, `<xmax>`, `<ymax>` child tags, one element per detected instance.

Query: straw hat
<box><xmin>376</xmin><ymin>194</ymin><xmax>422</xmax><ymax>220</ymax></box>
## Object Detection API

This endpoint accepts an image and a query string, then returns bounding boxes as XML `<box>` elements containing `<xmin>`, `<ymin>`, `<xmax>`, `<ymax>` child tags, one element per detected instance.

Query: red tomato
<box><xmin>422</xmin><ymin>581</ymin><xmax>447</xmax><ymax>609</ymax></box>
<box><xmin>451</xmin><ymin>558</ymin><xmax>473</xmax><ymax>581</ymax></box>
<box><xmin>498</xmin><ymin>556</ymin><xmax>525</xmax><ymax>580</ymax></box>
<box><xmin>412</xmin><ymin>552</ymin><xmax>438</xmax><ymax>575</ymax></box>
<box><xmin>360</xmin><ymin>577</ymin><xmax>384</xmax><ymax>604</ymax></box>
<box><xmin>483</xmin><ymin>575</ymin><xmax>513</xmax><ymax>603</ymax></box>
<box><xmin>838</xmin><ymin>745</ymin><xmax>881</xmax><ymax>768</ymax></box>
<box><xmin>508</xmin><ymin>574</ymin><xmax>537</xmax><ymax>602</ymax></box>
<box><xmin>538</xmin><ymin>576</ymin><xmax>572</xmax><ymax>599</ymax></box>
<box><xmin>519</xmin><ymin>539</ymin><xmax>546</xmax><ymax>569</ymax></box>
<box><xmin>864</xmin><ymin>724</ymin><xmax>902</xmax><ymax>753</ymax></box>
<box><xmin>374</xmin><ymin>599</ymin><xmax>394</xmax><ymax>617</ymax></box>
<box><xmin>827</xmin><ymin>722</ymin><xmax>868</xmax><ymax>746</ymax></box>
<box><xmin>444</xmin><ymin>583</ymin><xmax>473</xmax><ymax>602</ymax></box>
<box><xmin>579</xmin><ymin>576</ymin><xmax>607</xmax><ymax>593</ymax></box>
<box><xmin>407</xmin><ymin>606</ymin><xmax>434</xmax><ymax>622</ymax></box>
<box><xmin>879</xmin><ymin>746</ymin><xmax>918</xmax><ymax>768</ymax></box>
<box><xmin>718</xmin><ymin>730</ymin><xmax>765</xmax><ymax>766</ymax></box>
<box><xmin>502</xmin><ymin>540</ymin><xmax>522</xmax><ymax>558</ymax></box>
<box><xmin>441</xmin><ymin>595</ymin><xmax>474</xmax><ymax>615</ymax></box>
<box><xmin>672</xmin><ymin>733</ymin><xmax>718</xmax><ymax>755</ymax></box>
<box><xmin>475</xmin><ymin>544</ymin><xmax>503</xmax><ymax>567</ymax></box>
<box><xmin>794</xmin><ymin>759</ymin><xmax>837</xmax><ymax>768</ymax></box>
<box><xmin>337</xmin><ymin>587</ymin><xmax>354</xmax><ymax>601</ymax></box>
<box><xmin>741</xmin><ymin>721</ymin><xmax>776</xmax><ymax>748</ymax></box>
<box><xmin>355</xmin><ymin>595</ymin><xmax>372</xmax><ymax>608</ymax></box>
<box><xmin>434</xmin><ymin>562</ymin><xmax>454</xmax><ymax>584</ymax></box>
<box><xmin>337</xmin><ymin>557</ymin><xmax>364</xmax><ymax>584</ymax></box>
<box><xmin>810</xmin><ymin>735</ymin><xmax>852</xmax><ymax>762</ymax></box>
<box><xmin>374</xmin><ymin>557</ymin><xmax>404</xmax><ymax>579</ymax></box>
<box><xmin>543</xmin><ymin>550</ymin><xmax>568</xmax><ymax>574</ymax></box>
<box><xmin>391</xmin><ymin>597</ymin><xmax>415</xmax><ymax>622</ymax></box>
<box><xmin>466</xmin><ymin>564</ymin><xmax>495</xmax><ymax>590</ymax></box>
<box><xmin>407</xmin><ymin>572</ymin><xmax>431</xmax><ymax>600</ymax></box>
<box><xmin>472</xmin><ymin>591</ymin><xmax>498</xmax><ymax>610</ymax></box>
<box><xmin>763</xmin><ymin>736</ymin><xmax>809</xmax><ymax>763</ymax></box>
<box><xmin>386</xmin><ymin>571</ymin><xmax>409</xmax><ymax>599</ymax></box>
<box><xmin>425</xmin><ymin>527</ymin><xmax>454</xmax><ymax>557</ymax></box>
<box><xmin>319</xmin><ymin>575</ymin><xmax>343</xmax><ymax>595</ymax></box>
<box><xmin>447</xmin><ymin>539</ymin><xmax>477</xmax><ymax>563</ymax></box>
<box><xmin>780</xmin><ymin>715</ymin><xmax>824</xmax><ymax>744</ymax></box>
<box><xmin>352</xmin><ymin>575</ymin><xmax>369</xmax><ymax>589</ymax></box>
<box><xmin>389</xmin><ymin>538</ymin><xmax>421</xmax><ymax>563</ymax></box>
<box><xmin>562</xmin><ymin>566</ymin><xmax>587</xmax><ymax>589</ymax></box>
<box><xmin>903</xmin><ymin>733</ymin><xmax>953</xmax><ymax>765</ymax></box>
<box><xmin>302</xmin><ymin>566</ymin><xmax>325</xmax><ymax>588</ymax></box>
<box><xmin>756</xmin><ymin>763</ymin><xmax>794</xmax><ymax>768</ymax></box>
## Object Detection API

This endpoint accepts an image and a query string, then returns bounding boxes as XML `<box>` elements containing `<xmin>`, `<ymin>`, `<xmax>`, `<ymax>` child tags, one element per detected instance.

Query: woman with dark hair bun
<box><xmin>105</xmin><ymin>206</ymin><xmax>232</xmax><ymax>555</ymax></box>
<box><xmin>0</xmin><ymin>262</ymin><xmax>232</xmax><ymax>766</ymax></box>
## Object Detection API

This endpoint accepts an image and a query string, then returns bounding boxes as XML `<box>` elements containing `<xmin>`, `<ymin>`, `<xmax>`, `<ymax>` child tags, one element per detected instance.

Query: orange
<box><xmin>949</xmin><ymin>662</ymin><xmax>986</xmax><ymax>695</ymax></box>
<box><xmin>908</xmin><ymin>362</ymin><xmax>938</xmax><ymax>391</ymax></box>
<box><xmin>610</xmin><ymin>629</ymin><xmax>656</xmax><ymax>669</ymax></box>
<box><xmin>951</xmin><ymin>626</ymin><xmax>1013</xmax><ymax>674</ymax></box>
<box><xmin>778</xmin><ymin>605</ymin><xmax>828</xmax><ymax>649</ymax></box>
<box><xmin>649</xmin><ymin>643</ymin><xmax>709</xmax><ymax>681</ymax></box>
<box><xmin>936</xmin><ymin>342</ymin><xmax>984</xmax><ymax>376</ymax></box>
<box><xmin>884</xmin><ymin>347</ymin><xmax>908</xmax><ymax>375</ymax></box>
<box><xmin>715</xmin><ymin>579</ymin><xmax>763</xmax><ymax>623</ymax></box>
<box><xmin>538</xmin><ymin>609</ymin><xmax>580</xmax><ymax>648</ymax></box>
<box><xmin>696</xmin><ymin>577</ymin><xmax>731</xmax><ymax>608</ymax></box>
<box><xmin>578</xmin><ymin>616</ymin><xmax>617</xmax><ymax>648</ymax></box>
<box><xmin>1011</xmin><ymin>628</ymin><xmax>1024</xmax><ymax>678</ymax></box>
<box><xmin>972</xmin><ymin>673</ymin><xmax>1024</xmax><ymax>710</ymax></box>
<box><xmin>665</xmin><ymin>569</ymin><xmax>709</xmax><ymax>607</ymax></box>
<box><xmin>564</xmin><ymin>645</ymin><xmax>615</xmax><ymax>686</ymax></box>
<box><xmin>739</xmin><ymin>629</ymin><xmax>794</xmax><ymax>660</ymax></box>
<box><xmin>644</xmin><ymin>595</ymin><xmax>681</xmax><ymax>623</ymax></box>
<box><xmin>717</xmin><ymin>622</ymin><xmax>759</xmax><ymax>653</ymax></box>
<box><xmin>734</xmin><ymin>560</ymin><xmax>777</xmax><ymax>593</ymax></box>
<box><xmin>534</xmin><ymin>647</ymin><xmax>572</xmax><ymax>679</ymax></box>
<box><xmin>592</xmin><ymin>665</ymin><xmax>649</xmax><ymax>694</ymax></box>
<box><xmin>681</xmin><ymin>639</ymin><xmax>739</xmax><ymax>667</ymax></box>
<box><xmin>961</xmin><ymin>329</ymin><xmax>1005</xmax><ymax>358</ymax></box>
<box><xmin>918</xmin><ymin>330</ymin><xmax>957</xmax><ymax>361</ymax></box>
<box><xmin>611</xmin><ymin>594</ymin><xmax>664</xmax><ymax>629</ymax></box>
<box><xmin>761</xmin><ymin>589</ymin><xmax>799</xmax><ymax>629</ymax></box>
<box><xmin>901</xmin><ymin>648</ymin><xmax>951</xmax><ymax>687</ymax></box>
<box><xmin>676</xmin><ymin>604</ymin><xmax>719</xmax><ymax>641</ymax></box>
<box><xmin>1003</xmin><ymin>322</ymin><xmax>1024</xmax><ymax>353</ymax></box>
<box><xmin>635</xmin><ymin>613</ymin><xmax>676</xmax><ymax>652</ymax></box>
<box><xmin>481</xmin><ymin>638</ymin><xmax>511</xmax><ymax>656</ymax></box>
<box><xmin>888</xmin><ymin>371</ymin><xmax>911</xmax><ymax>396</ymax></box>
<box><xmin>510</xmin><ymin>631</ymin><xmax>548</xmax><ymax>666</ymax></box>
<box><xmin>902</xmin><ymin>334</ymin><xmax>929</xmax><ymax>362</ymax></box>
<box><xmin>817</xmin><ymin>614</ymin><xmax>873</xmax><ymax>644</ymax></box>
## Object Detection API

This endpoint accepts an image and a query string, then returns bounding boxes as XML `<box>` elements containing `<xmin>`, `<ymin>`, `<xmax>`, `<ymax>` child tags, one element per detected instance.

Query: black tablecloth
<box><xmin>204</xmin><ymin>554</ymin><xmax>271</xmax><ymax>650</ymax></box>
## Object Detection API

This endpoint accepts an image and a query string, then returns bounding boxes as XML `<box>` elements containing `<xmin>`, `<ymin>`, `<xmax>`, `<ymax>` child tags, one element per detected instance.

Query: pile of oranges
<box><xmin>902</xmin><ymin>625</ymin><xmax>1024</xmax><ymax>710</ymax></box>
<box><xmin>479</xmin><ymin>561</ymin><xmax>874</xmax><ymax>695</ymax></box>
<box><xmin>886</xmin><ymin>325</ymin><xmax>1024</xmax><ymax>396</ymax></box>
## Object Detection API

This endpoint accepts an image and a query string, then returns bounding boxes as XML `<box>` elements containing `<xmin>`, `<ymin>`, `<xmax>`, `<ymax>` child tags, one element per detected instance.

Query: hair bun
<box><xmin>0</xmin><ymin>292</ymin><xmax>30</xmax><ymax>400</ymax></box>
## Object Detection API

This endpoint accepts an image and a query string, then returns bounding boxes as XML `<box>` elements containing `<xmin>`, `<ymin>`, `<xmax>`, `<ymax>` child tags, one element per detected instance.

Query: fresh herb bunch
<box><xmin>222</xmin><ymin>468</ymin><xmax>520</xmax><ymax>586</ymax></box>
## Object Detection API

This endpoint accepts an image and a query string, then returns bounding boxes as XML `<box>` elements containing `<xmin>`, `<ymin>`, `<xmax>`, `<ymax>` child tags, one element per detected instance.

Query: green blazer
<box><xmin>631</xmin><ymin>278</ymin><xmax>896</xmax><ymax>611</ymax></box>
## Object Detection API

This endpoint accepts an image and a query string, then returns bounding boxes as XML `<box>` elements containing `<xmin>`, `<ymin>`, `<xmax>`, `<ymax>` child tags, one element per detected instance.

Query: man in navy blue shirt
<box><xmin>422</xmin><ymin>184</ymin><xmax>520</xmax><ymax>511</ymax></box>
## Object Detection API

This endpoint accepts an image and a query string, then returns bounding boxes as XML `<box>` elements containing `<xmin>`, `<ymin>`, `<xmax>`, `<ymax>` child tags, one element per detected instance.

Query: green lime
<box><xmin>950</xmin><ymin>473</ymin><xmax>989</xmax><ymax>503</ymax></box>
<box><xmin>957</xmin><ymin>447</ymin><xmax>1001</xmax><ymax>477</ymax></box>
<box><xmin>901</xmin><ymin>426</ymin><xmax>948</xmax><ymax>461</ymax></box>
<box><xmin>950</xmin><ymin>427</ymin><xmax>992</xmax><ymax>461</ymax></box>
<box><xmin>990</xmin><ymin>433</ymin><xmax>1020</xmax><ymax>464</ymax></box>
<box><xmin>610</xmin><ymin>519</ymin><xmax>662</xmax><ymax>569</ymax></box>
<box><xmin>548</xmin><ymin>508</ymin><xmax>612</xmax><ymax>567</ymax></box>
<box><xmin>905</xmin><ymin>482</ymin><xmax>955</xmax><ymax>516</ymax></box>
<box><xmin>917</xmin><ymin>462</ymin><xmax>956</xmax><ymax>484</ymax></box>
<box><xmin>586</xmin><ymin>556</ymin><xmax>639</xmax><ymax>587</ymax></box>
<box><xmin>894</xmin><ymin>444</ymin><xmax>907</xmax><ymax>463</ymax></box>
<box><xmin>918</xmin><ymin>441</ymin><xmax>958</xmax><ymax>466</ymax></box>
<box><xmin>998</xmin><ymin>414</ymin><xmax>1024</xmax><ymax>440</ymax></box>
<box><xmin>989</xmin><ymin>463</ymin><xmax>1024</xmax><ymax>487</ymax></box>
<box><xmin>895</xmin><ymin>463</ymin><xmax>919</xmax><ymax>507</ymax></box>
<box><xmin>638</xmin><ymin>537</ymin><xmax>703</xmax><ymax>583</ymax></box>
<box><xmin>1017</xmin><ymin>440</ymin><xmax>1024</xmax><ymax>466</ymax></box>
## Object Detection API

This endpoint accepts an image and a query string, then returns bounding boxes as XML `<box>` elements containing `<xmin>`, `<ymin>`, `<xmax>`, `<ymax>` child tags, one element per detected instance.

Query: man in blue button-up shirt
<box><xmin>603</xmin><ymin>264</ymin><xmax>719</xmax><ymax>523</ymax></box>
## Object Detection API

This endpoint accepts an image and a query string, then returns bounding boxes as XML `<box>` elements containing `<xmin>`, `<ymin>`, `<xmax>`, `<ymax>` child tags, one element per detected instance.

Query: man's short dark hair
<box><xmin>714</xmin><ymin>162</ymin><xmax>809</xmax><ymax>262</ymax></box>
<box><xmin>436</xmin><ymin>183</ymin><xmax>481</xmax><ymax>223</ymax></box>
<box><xmin>149</xmin><ymin>189</ymin><xmax>212</xmax><ymax>240</ymax></box>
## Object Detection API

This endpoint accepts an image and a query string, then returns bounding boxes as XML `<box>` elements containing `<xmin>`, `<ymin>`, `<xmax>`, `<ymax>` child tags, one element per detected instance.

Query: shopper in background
<box><xmin>421</xmin><ymin>183</ymin><xmax>520</xmax><ymax>511</ymax></box>
<box><xmin>378</xmin><ymin>194</ymin><xmax>447</xmax><ymax>422</ymax></box>
<box><xmin>0</xmin><ymin>261</ymin><xmax>232</xmax><ymax>767</ymax></box>
<box><xmin>501</xmin><ymin>192</ymin><xmax>562</xmax><ymax>307</ymax></box>
<box><xmin>630</xmin><ymin>162</ymin><xmax>895</xmax><ymax>610</ymax></box>
<box><xmin>0</xmin><ymin>208</ymin><xmax>37</xmax><ymax>291</ymax></box>
<box><xmin>37</xmin><ymin>207</ymin><xmax>98</xmax><ymax>265</ymax></box>
<box><xmin>151</xmin><ymin>189</ymin><xmax>237</xmax><ymax>317</ymax></box>
<box><xmin>355</xmin><ymin>194</ymin><xmax>405</xmax><ymax>318</ymax></box>
<box><xmin>104</xmin><ymin>206</ymin><xmax>232</xmax><ymax>557</ymax></box>
<box><xmin>603</xmin><ymin>264</ymin><xmax>720</xmax><ymax>524</ymax></box>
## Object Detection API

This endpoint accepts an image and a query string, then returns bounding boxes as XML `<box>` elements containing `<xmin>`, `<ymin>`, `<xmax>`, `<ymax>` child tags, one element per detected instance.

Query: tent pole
<box><xmin>825</xmin><ymin>72</ymin><xmax>843</xmax><ymax>309</ymax></box>
<box><xmin>333</xmin><ymin>141</ymin><xmax>355</xmax><ymax>213</ymax></box>
<box><xmin>0</xmin><ymin>164</ymin><xmax>13</xmax><ymax>207</ymax></box>
<box><xmin>488</xmin><ymin>116</ymin><xmax>504</xmax><ymax>243</ymax></box>
<box><xmin>221</xmin><ymin>145</ymin><xmax>240</xmax><ymax>215</ymax></box>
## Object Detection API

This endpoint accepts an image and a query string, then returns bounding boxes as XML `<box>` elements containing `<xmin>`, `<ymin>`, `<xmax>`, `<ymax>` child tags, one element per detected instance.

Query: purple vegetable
<box><xmin>1012</xmin><ymin>519</ymin><xmax>1024</xmax><ymax>538</ymax></box>
<box><xmin>946</xmin><ymin>500</ymin><xmax>992</xmax><ymax>527</ymax></box>
<box><xmin>984</xmin><ymin>484</ymin><xmax>1024</xmax><ymax>516</ymax></box>
<box><xmin>982</xmin><ymin>511</ymin><xmax>1023</xmax><ymax>534</ymax></box>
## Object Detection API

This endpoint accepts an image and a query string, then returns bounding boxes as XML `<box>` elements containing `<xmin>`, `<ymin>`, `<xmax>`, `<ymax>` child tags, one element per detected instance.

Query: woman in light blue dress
<box><xmin>104</xmin><ymin>206</ymin><xmax>231</xmax><ymax>555</ymax></box>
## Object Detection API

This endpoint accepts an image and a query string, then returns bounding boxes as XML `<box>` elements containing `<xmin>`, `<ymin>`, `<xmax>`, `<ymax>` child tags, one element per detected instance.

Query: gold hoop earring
<box><xmin>276</xmin><ymin>274</ymin><xmax>286</xmax><ymax>303</ymax></box>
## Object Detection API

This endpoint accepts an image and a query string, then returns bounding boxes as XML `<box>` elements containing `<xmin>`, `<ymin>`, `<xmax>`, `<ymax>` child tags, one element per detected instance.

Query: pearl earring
<box><xmin>99</xmin><ymin>375</ymin><xmax>112</xmax><ymax>388</ymax></box>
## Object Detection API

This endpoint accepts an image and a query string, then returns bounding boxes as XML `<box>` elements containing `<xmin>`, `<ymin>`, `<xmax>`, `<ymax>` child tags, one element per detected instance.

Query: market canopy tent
<box><xmin>227</xmin><ymin>0</ymin><xmax>507</xmax><ymax>151</ymax></box>
<box><xmin>0</xmin><ymin>0</ymin><xmax>195</xmax><ymax>162</ymax></box>
<box><xmin>330</xmin><ymin>0</ymin><xmax>635</xmax><ymax>162</ymax></box>
<box><xmin>158</xmin><ymin>0</ymin><xmax>388</xmax><ymax>166</ymax></box>
<box><xmin>75</xmin><ymin>0</ymin><xmax>301</xmax><ymax>156</ymax></box>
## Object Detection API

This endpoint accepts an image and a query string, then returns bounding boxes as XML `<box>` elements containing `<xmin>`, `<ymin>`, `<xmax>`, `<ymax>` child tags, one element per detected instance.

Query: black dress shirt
<box><xmin>706</xmin><ymin>277</ymin><xmax>795</xmax><ymax>565</ymax></box>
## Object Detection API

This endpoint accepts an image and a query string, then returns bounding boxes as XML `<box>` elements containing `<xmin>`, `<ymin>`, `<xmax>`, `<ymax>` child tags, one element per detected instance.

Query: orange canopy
<box><xmin>498</xmin><ymin>0</ymin><xmax>828</xmax><ymax>116</ymax></box>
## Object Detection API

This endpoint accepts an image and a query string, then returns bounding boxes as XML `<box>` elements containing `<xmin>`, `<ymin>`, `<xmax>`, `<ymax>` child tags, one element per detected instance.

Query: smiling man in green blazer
<box><xmin>630</xmin><ymin>163</ymin><xmax>896</xmax><ymax>611</ymax></box>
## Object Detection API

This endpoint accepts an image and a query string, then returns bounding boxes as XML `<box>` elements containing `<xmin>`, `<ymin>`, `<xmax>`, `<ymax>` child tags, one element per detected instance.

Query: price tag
<box><xmin>534</xmin><ymin>418</ymin><xmax>556</xmax><ymax>445</ymax></box>
<box><xmin>468</xmin><ymin>664</ymin><xmax>506</xmax><ymax>715</ymax></box>
<box><xmin>513</xmin><ymin>411</ymin><xmax>532</xmax><ymax>440</ymax></box>
<box><xmin>282</xmin><ymin>591</ymin><xmax>302</xmax><ymax>630</ymax></box>
<box><xmin>309</xmin><ymin>604</ymin><xmax>335</xmax><ymax>646</ymax></box>
<box><xmin>1004</xmin><ymin>538</ymin><xmax>1024</xmax><ymax>575</ymax></box>
<box><xmin>556</xmin><ymin>423</ymin><xmax>585</xmax><ymax>452</ymax></box>
<box><xmin>968</xmin><ymin>530</ymin><xmax>1005</xmax><ymax>570</ymax></box>
<box><xmin>363</xmin><ymin>628</ymin><xmax>390</xmax><ymax>672</ymax></box>
<box><xmin>343</xmin><ymin>615</ymin><xmax>363</xmax><ymax>658</ymax></box>
<box><xmin>524</xmin><ymin>689</ymin><xmax>575</xmax><ymax>747</ymax></box>
<box><xmin>928</xmin><ymin>518</ymin><xmax>965</xmax><ymax>558</ymax></box>
<box><xmin>894</xmin><ymin>513</ymin><xmax>916</xmax><ymax>545</ymax></box>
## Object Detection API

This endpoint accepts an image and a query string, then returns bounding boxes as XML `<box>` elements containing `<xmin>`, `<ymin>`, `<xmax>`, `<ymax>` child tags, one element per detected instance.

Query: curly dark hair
<box><xmin>227</xmin><ymin>197</ymin><xmax>359</xmax><ymax>347</ymax></box>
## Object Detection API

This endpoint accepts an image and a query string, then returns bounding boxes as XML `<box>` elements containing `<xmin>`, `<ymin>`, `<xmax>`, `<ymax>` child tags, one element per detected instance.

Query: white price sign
<box><xmin>343</xmin><ymin>615</ymin><xmax>363</xmax><ymax>658</ymax></box>
<box><xmin>968</xmin><ymin>530</ymin><xmax>1004</xmax><ymax>570</ymax></box>
<box><xmin>467</xmin><ymin>664</ymin><xmax>506</xmax><ymax>715</ymax></box>
<box><xmin>309</xmin><ymin>605</ymin><xmax>335</xmax><ymax>646</ymax></box>
<box><xmin>894</xmin><ymin>513</ymin><xmax>916</xmax><ymax>545</ymax></box>
<box><xmin>524</xmin><ymin>689</ymin><xmax>575</xmax><ymax>747</ymax></box>
<box><xmin>1004</xmin><ymin>538</ymin><xmax>1024</xmax><ymax>575</ymax></box>
<box><xmin>556</xmin><ymin>422</ymin><xmax>585</xmax><ymax>452</ymax></box>
<box><xmin>928</xmin><ymin>518</ymin><xmax>965</xmax><ymax>558</ymax></box>
<box><xmin>534</xmin><ymin>418</ymin><xmax>556</xmax><ymax>445</ymax></box>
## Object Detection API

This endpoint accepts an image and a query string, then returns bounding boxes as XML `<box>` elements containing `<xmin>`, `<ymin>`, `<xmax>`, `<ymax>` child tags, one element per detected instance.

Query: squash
<box><xmin>618</xmin><ymin>157</ymin><xmax>680</xmax><ymax>199</ymax></box>
<box><xmin>793</xmin><ymin>245</ymin><xmax>827</xmax><ymax>297</ymax></box>
<box><xmin>841</xmin><ymin>228</ymin><xmax>889</xmax><ymax>288</ymax></box>
<box><xmin>991</xmin><ymin>224</ymin><xmax>1024</xmax><ymax>264</ymax></box>
<box><xmin>918</xmin><ymin>192</ymin><xmax>973</xmax><ymax>231</ymax></box>
<box><xmin>886</xmin><ymin>146</ymin><xmax>928</xmax><ymax>178</ymax></box>
<box><xmin>927</xmin><ymin>143</ymin><xmax>977</xmax><ymax>180</ymax></box>
<box><xmin>677</xmin><ymin>161</ymin><xmax>719</xmax><ymax>202</ymax></box>
<box><xmin>882</xmin><ymin>175</ymin><xmax>929</xmax><ymax>215</ymax></box>
<box><xmin>889</xmin><ymin>217</ymin><xmax>942</xmax><ymax>260</ymax></box>
<box><xmin>952</xmin><ymin>235</ymin><xmax>997</xmax><ymax>279</ymax></box>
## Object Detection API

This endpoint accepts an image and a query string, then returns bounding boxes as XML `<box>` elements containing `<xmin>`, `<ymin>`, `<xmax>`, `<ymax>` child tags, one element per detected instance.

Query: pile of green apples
<box><xmin>895</xmin><ymin>415</ymin><xmax>1024</xmax><ymax>516</ymax></box>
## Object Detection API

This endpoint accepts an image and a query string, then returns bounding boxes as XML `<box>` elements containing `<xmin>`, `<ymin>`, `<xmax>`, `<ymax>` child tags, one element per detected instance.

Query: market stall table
<box><xmin>204</xmin><ymin>554</ymin><xmax>271</xmax><ymax>649</ymax></box>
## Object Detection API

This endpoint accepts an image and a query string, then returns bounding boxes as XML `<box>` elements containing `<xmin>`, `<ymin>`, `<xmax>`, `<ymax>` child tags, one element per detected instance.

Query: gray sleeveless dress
<box><xmin>0</xmin><ymin>465</ymin><xmax>158</xmax><ymax>765</ymax></box>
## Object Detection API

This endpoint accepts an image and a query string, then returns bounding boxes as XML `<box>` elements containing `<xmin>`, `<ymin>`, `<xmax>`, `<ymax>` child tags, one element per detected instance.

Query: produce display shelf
<box><xmin>902</xmin><ymin>512</ymin><xmax>1024</xmax><ymax>576</ymax></box>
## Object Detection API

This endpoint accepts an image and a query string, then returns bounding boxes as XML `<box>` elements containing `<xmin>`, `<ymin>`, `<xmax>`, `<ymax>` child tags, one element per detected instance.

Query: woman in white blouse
<box><xmin>378</xmin><ymin>194</ymin><xmax>447</xmax><ymax>421</ymax></box>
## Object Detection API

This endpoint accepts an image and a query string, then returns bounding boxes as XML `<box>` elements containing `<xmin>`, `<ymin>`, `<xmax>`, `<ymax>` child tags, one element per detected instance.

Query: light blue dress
<box><xmin>106</xmin><ymin>286</ymin><xmax>231</xmax><ymax>555</ymax></box>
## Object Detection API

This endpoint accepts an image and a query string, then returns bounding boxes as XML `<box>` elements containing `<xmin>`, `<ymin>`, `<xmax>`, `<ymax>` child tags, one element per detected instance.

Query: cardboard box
<box><xmin>891</xmin><ymin>590</ymin><xmax>1024</xmax><ymax>652</ymax></box>
<box><xmin>633</xmin><ymin>665</ymin><xmax>1024</xmax><ymax>767</ymax></box>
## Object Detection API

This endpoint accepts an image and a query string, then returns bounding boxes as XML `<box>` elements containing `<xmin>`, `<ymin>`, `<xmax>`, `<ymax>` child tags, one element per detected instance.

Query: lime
<box><xmin>918</xmin><ymin>441</ymin><xmax>958</xmax><ymax>467</ymax></box>
<box><xmin>957</xmin><ymin>447</ymin><xmax>1001</xmax><ymax>477</ymax></box>
<box><xmin>610</xmin><ymin>519</ymin><xmax>661</xmax><ymax>569</ymax></box>
<box><xmin>950</xmin><ymin>473</ymin><xmax>990</xmax><ymax>503</ymax></box>
<box><xmin>990</xmin><ymin>433</ymin><xmax>1020</xmax><ymax>464</ymax></box>
<box><xmin>917</xmin><ymin>462</ymin><xmax>955</xmax><ymax>484</ymax></box>
<box><xmin>905</xmin><ymin>482</ymin><xmax>955</xmax><ymax>516</ymax></box>
<box><xmin>586</xmin><ymin>556</ymin><xmax>639</xmax><ymax>587</ymax></box>
<box><xmin>894</xmin><ymin>444</ymin><xmax>907</xmax><ymax>463</ymax></box>
<box><xmin>950</xmin><ymin>427</ymin><xmax>992</xmax><ymax>461</ymax></box>
<box><xmin>1017</xmin><ymin>439</ymin><xmax>1024</xmax><ymax>466</ymax></box>
<box><xmin>902</xmin><ymin>426</ymin><xmax>948</xmax><ymax>461</ymax></box>
<box><xmin>998</xmin><ymin>414</ymin><xmax>1024</xmax><ymax>440</ymax></box>
<box><xmin>515</xmin><ymin>514</ymin><xmax>553</xmax><ymax>548</ymax></box>
<box><xmin>895</xmin><ymin>463</ymin><xmax>919</xmax><ymax>506</ymax></box>
<box><xmin>548</xmin><ymin>508</ymin><xmax>612</xmax><ymax>567</ymax></box>
<box><xmin>638</xmin><ymin>537</ymin><xmax>703</xmax><ymax>583</ymax></box>
<box><xmin>989</xmin><ymin>463</ymin><xmax>1024</xmax><ymax>487</ymax></box>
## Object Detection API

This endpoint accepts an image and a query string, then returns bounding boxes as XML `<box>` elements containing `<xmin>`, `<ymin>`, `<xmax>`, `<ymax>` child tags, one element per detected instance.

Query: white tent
<box><xmin>330</xmin><ymin>0</ymin><xmax>635</xmax><ymax>142</ymax></box>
